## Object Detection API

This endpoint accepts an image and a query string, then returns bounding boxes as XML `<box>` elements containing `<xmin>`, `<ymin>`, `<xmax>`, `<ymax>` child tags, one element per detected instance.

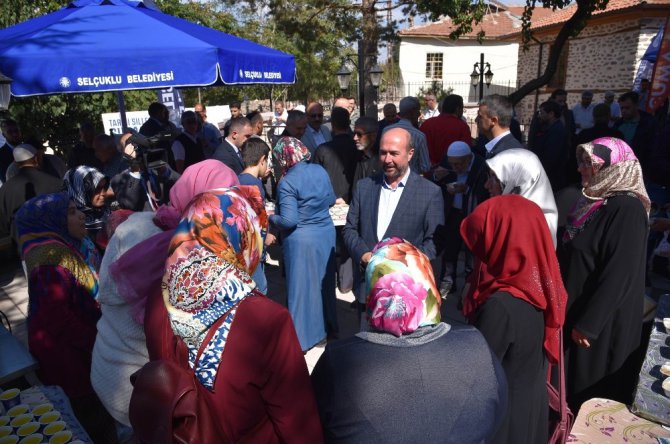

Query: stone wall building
<box><xmin>511</xmin><ymin>0</ymin><xmax>670</xmax><ymax>122</ymax></box>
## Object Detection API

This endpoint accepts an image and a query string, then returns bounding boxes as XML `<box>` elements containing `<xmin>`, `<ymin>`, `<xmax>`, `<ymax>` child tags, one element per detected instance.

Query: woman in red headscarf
<box><xmin>461</xmin><ymin>194</ymin><xmax>567</xmax><ymax>444</ymax></box>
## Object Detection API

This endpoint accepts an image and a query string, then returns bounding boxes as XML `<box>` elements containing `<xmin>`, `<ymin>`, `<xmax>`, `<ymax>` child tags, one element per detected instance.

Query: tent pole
<box><xmin>116</xmin><ymin>90</ymin><xmax>128</xmax><ymax>132</ymax></box>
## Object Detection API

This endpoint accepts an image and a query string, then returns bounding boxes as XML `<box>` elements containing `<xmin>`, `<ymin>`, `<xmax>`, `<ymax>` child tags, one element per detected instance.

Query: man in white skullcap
<box><xmin>433</xmin><ymin>140</ymin><xmax>490</xmax><ymax>298</ymax></box>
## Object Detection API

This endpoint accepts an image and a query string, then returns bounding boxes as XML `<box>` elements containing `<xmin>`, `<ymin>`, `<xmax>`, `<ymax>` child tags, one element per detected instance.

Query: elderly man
<box><xmin>301</xmin><ymin>102</ymin><xmax>332</xmax><ymax>154</ymax></box>
<box><xmin>194</xmin><ymin>103</ymin><xmax>222</xmax><ymax>157</ymax></box>
<box><xmin>420</xmin><ymin>93</ymin><xmax>440</xmax><ymax>124</ymax></box>
<box><xmin>572</xmin><ymin>90</ymin><xmax>595</xmax><ymax>134</ymax></box>
<box><xmin>212</xmin><ymin>117</ymin><xmax>253</xmax><ymax>174</ymax></box>
<box><xmin>477</xmin><ymin>94</ymin><xmax>524</xmax><ymax>159</ymax></box>
<box><xmin>382</xmin><ymin>97</ymin><xmax>431</xmax><ymax>174</ymax></box>
<box><xmin>352</xmin><ymin>116</ymin><xmax>381</xmax><ymax>190</ymax></box>
<box><xmin>0</xmin><ymin>144</ymin><xmax>62</xmax><ymax>240</ymax></box>
<box><xmin>432</xmin><ymin>141</ymin><xmax>489</xmax><ymax>296</ymax></box>
<box><xmin>343</xmin><ymin>127</ymin><xmax>444</xmax><ymax>308</ymax></box>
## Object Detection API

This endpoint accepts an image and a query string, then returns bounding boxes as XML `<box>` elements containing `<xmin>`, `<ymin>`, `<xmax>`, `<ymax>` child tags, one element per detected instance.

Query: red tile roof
<box><xmin>399</xmin><ymin>0</ymin><xmax>669</xmax><ymax>39</ymax></box>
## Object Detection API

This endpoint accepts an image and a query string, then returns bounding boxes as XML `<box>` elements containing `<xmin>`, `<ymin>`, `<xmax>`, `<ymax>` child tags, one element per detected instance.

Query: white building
<box><xmin>397</xmin><ymin>2</ymin><xmax>553</xmax><ymax>103</ymax></box>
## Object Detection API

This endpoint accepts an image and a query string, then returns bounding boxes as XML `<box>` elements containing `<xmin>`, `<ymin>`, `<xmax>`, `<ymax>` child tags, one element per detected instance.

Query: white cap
<box><xmin>447</xmin><ymin>141</ymin><xmax>471</xmax><ymax>157</ymax></box>
<box><xmin>13</xmin><ymin>144</ymin><xmax>37</xmax><ymax>162</ymax></box>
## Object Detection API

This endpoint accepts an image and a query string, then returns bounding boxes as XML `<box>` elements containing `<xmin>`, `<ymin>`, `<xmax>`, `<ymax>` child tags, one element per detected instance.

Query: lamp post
<box><xmin>335</xmin><ymin>46</ymin><xmax>383</xmax><ymax>117</ymax></box>
<box><xmin>469</xmin><ymin>53</ymin><xmax>494</xmax><ymax>102</ymax></box>
<box><xmin>0</xmin><ymin>72</ymin><xmax>13</xmax><ymax>112</ymax></box>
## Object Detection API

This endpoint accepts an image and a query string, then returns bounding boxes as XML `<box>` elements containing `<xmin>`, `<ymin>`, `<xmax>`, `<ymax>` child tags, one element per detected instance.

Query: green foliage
<box><xmin>416</xmin><ymin>82</ymin><xmax>453</xmax><ymax>109</ymax></box>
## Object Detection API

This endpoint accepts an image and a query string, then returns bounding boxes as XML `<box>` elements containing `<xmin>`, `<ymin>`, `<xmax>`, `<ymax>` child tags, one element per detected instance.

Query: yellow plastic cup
<box><xmin>5</xmin><ymin>405</ymin><xmax>29</xmax><ymax>419</ymax></box>
<box><xmin>0</xmin><ymin>427</ymin><xmax>12</xmax><ymax>438</ymax></box>
<box><xmin>31</xmin><ymin>403</ymin><xmax>53</xmax><ymax>417</ymax></box>
<box><xmin>42</xmin><ymin>421</ymin><xmax>66</xmax><ymax>437</ymax></box>
<box><xmin>18</xmin><ymin>434</ymin><xmax>43</xmax><ymax>444</ymax></box>
<box><xmin>0</xmin><ymin>435</ymin><xmax>18</xmax><ymax>444</ymax></box>
<box><xmin>0</xmin><ymin>417</ymin><xmax>9</xmax><ymax>427</ymax></box>
<box><xmin>0</xmin><ymin>390</ymin><xmax>20</xmax><ymax>412</ymax></box>
<box><xmin>9</xmin><ymin>415</ymin><xmax>32</xmax><ymax>429</ymax></box>
<box><xmin>48</xmin><ymin>430</ymin><xmax>72</xmax><ymax>444</ymax></box>
<box><xmin>38</xmin><ymin>412</ymin><xmax>60</xmax><ymax>431</ymax></box>
<box><xmin>16</xmin><ymin>423</ymin><xmax>39</xmax><ymax>438</ymax></box>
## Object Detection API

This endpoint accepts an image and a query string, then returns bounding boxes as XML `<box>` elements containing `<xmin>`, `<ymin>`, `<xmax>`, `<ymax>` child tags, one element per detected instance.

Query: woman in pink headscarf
<box><xmin>91</xmin><ymin>160</ymin><xmax>239</xmax><ymax>439</ymax></box>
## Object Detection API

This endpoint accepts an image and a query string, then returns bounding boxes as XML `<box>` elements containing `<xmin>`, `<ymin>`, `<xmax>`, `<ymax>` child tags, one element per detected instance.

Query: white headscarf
<box><xmin>486</xmin><ymin>149</ymin><xmax>558</xmax><ymax>246</ymax></box>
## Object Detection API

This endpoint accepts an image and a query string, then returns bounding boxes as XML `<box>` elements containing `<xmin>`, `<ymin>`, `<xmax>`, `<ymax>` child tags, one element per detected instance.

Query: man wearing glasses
<box><xmin>420</xmin><ymin>94</ymin><xmax>440</xmax><ymax>124</ymax></box>
<box><xmin>301</xmin><ymin>102</ymin><xmax>332</xmax><ymax>154</ymax></box>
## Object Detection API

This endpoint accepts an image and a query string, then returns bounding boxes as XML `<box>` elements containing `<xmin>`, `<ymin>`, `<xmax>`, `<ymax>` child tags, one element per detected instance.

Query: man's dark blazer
<box><xmin>486</xmin><ymin>132</ymin><xmax>525</xmax><ymax>159</ymax></box>
<box><xmin>211</xmin><ymin>139</ymin><xmax>244</xmax><ymax>175</ymax></box>
<box><xmin>343</xmin><ymin>171</ymin><xmax>444</xmax><ymax>264</ymax></box>
<box><xmin>0</xmin><ymin>144</ymin><xmax>14</xmax><ymax>182</ymax></box>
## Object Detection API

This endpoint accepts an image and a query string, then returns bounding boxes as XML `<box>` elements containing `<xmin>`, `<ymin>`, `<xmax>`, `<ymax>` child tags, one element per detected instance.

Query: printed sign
<box><xmin>101</xmin><ymin>111</ymin><xmax>150</xmax><ymax>135</ymax></box>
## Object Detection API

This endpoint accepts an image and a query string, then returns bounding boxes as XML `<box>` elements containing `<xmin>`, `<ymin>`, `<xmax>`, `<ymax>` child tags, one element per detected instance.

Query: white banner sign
<box><xmin>101</xmin><ymin>111</ymin><xmax>150</xmax><ymax>135</ymax></box>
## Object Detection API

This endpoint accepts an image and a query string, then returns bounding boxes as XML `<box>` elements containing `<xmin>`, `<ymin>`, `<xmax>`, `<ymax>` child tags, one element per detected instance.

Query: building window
<box><xmin>425</xmin><ymin>53</ymin><xmax>443</xmax><ymax>80</ymax></box>
<box><xmin>547</xmin><ymin>42</ymin><xmax>569</xmax><ymax>89</ymax></box>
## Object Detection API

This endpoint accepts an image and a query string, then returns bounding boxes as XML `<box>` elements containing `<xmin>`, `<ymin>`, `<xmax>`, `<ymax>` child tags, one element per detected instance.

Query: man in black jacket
<box><xmin>615</xmin><ymin>91</ymin><xmax>657</xmax><ymax>173</ymax></box>
<box><xmin>477</xmin><ymin>94</ymin><xmax>525</xmax><ymax>159</ymax></box>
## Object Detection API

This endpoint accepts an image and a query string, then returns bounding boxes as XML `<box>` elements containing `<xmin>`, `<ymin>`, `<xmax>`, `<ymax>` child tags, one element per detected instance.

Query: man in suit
<box><xmin>301</xmin><ymin>102</ymin><xmax>332</xmax><ymax>155</ymax></box>
<box><xmin>211</xmin><ymin>117</ymin><xmax>253</xmax><ymax>175</ymax></box>
<box><xmin>477</xmin><ymin>94</ymin><xmax>524</xmax><ymax>159</ymax></box>
<box><xmin>343</xmin><ymin>127</ymin><xmax>444</xmax><ymax>307</ymax></box>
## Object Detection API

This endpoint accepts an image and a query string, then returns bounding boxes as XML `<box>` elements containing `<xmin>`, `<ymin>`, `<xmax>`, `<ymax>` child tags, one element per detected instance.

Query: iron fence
<box><xmin>377</xmin><ymin>80</ymin><xmax>520</xmax><ymax>104</ymax></box>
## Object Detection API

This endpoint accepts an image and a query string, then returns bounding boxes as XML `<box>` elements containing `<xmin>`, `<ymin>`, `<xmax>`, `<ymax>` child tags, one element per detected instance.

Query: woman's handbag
<box><xmin>547</xmin><ymin>329</ymin><xmax>574</xmax><ymax>444</ymax></box>
<box><xmin>129</xmin><ymin>313</ymin><xmax>229</xmax><ymax>444</ymax></box>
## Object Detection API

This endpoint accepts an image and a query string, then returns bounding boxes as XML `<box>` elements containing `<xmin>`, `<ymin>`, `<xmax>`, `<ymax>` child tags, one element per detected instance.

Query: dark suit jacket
<box><xmin>312</xmin><ymin>134</ymin><xmax>357</xmax><ymax>203</ymax></box>
<box><xmin>0</xmin><ymin>143</ymin><xmax>14</xmax><ymax>183</ymax></box>
<box><xmin>211</xmin><ymin>139</ymin><xmax>244</xmax><ymax>175</ymax></box>
<box><xmin>342</xmin><ymin>171</ymin><xmax>444</xmax><ymax>264</ymax></box>
<box><xmin>486</xmin><ymin>133</ymin><xmax>525</xmax><ymax>159</ymax></box>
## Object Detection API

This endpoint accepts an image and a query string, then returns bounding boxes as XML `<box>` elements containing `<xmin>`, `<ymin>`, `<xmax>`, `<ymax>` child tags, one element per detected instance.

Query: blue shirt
<box><xmin>238</xmin><ymin>172</ymin><xmax>265</xmax><ymax>199</ymax></box>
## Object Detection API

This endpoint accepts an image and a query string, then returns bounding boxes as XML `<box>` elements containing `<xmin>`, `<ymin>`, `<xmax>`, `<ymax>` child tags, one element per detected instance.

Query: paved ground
<box><xmin>2</xmin><ymin>246</ymin><xmax>670</xmax><ymax>375</ymax></box>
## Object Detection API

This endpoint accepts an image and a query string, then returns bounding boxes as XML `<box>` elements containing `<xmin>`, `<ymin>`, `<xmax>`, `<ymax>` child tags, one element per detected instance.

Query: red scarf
<box><xmin>460</xmin><ymin>195</ymin><xmax>567</xmax><ymax>364</ymax></box>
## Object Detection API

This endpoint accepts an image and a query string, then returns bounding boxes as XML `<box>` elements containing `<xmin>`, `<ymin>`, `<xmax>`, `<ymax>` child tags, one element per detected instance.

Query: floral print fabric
<box><xmin>365</xmin><ymin>237</ymin><xmax>441</xmax><ymax>336</ymax></box>
<box><xmin>162</xmin><ymin>186</ymin><xmax>267</xmax><ymax>389</ymax></box>
<box><xmin>271</xmin><ymin>136</ymin><xmax>311</xmax><ymax>180</ymax></box>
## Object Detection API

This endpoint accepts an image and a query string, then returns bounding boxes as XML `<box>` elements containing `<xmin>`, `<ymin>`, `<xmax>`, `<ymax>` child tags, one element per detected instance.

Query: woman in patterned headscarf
<box><xmin>270</xmin><ymin>136</ymin><xmax>338</xmax><ymax>351</ymax></box>
<box><xmin>311</xmin><ymin>237</ymin><xmax>506</xmax><ymax>443</ymax></box>
<box><xmin>63</xmin><ymin>165</ymin><xmax>112</xmax><ymax>239</ymax></box>
<box><xmin>559</xmin><ymin>137</ymin><xmax>649</xmax><ymax>411</ymax></box>
<box><xmin>15</xmin><ymin>192</ymin><xmax>117</xmax><ymax>443</ymax></box>
<box><xmin>461</xmin><ymin>194</ymin><xmax>567</xmax><ymax>444</ymax></box>
<box><xmin>144</xmin><ymin>187</ymin><xmax>322</xmax><ymax>443</ymax></box>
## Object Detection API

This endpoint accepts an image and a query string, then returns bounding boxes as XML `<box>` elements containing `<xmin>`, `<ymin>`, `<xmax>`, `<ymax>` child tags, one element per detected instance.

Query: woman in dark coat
<box><xmin>559</xmin><ymin>137</ymin><xmax>650</xmax><ymax>409</ymax></box>
<box><xmin>311</xmin><ymin>237</ymin><xmax>507</xmax><ymax>443</ymax></box>
<box><xmin>461</xmin><ymin>194</ymin><xmax>568</xmax><ymax>444</ymax></box>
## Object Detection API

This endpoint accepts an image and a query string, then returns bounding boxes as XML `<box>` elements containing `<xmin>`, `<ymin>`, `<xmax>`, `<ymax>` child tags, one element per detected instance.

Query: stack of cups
<box><xmin>0</xmin><ymin>389</ymin><xmax>76</xmax><ymax>444</ymax></box>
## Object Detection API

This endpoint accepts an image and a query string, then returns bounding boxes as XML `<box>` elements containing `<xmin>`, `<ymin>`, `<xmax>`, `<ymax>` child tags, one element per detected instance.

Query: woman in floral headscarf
<box><xmin>461</xmin><ymin>194</ymin><xmax>567</xmax><ymax>444</ymax></box>
<box><xmin>270</xmin><ymin>136</ymin><xmax>338</xmax><ymax>351</ymax></box>
<box><xmin>91</xmin><ymin>160</ymin><xmax>239</xmax><ymax>437</ymax></box>
<box><xmin>140</xmin><ymin>187</ymin><xmax>322</xmax><ymax>443</ymax></box>
<box><xmin>15</xmin><ymin>192</ymin><xmax>117</xmax><ymax>443</ymax></box>
<box><xmin>311</xmin><ymin>237</ymin><xmax>506</xmax><ymax>443</ymax></box>
<box><xmin>559</xmin><ymin>137</ymin><xmax>649</xmax><ymax>410</ymax></box>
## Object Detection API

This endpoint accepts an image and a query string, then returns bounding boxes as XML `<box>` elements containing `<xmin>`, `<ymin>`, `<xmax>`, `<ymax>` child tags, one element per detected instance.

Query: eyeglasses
<box><xmin>309</xmin><ymin>113</ymin><xmax>323</xmax><ymax>118</ymax></box>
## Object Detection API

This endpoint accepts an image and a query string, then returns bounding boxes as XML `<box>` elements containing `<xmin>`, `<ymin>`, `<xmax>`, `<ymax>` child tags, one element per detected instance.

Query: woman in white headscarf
<box><xmin>485</xmin><ymin>148</ymin><xmax>558</xmax><ymax>246</ymax></box>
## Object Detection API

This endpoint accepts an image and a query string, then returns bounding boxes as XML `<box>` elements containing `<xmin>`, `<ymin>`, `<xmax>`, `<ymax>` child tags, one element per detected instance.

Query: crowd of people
<box><xmin>0</xmin><ymin>86</ymin><xmax>668</xmax><ymax>443</ymax></box>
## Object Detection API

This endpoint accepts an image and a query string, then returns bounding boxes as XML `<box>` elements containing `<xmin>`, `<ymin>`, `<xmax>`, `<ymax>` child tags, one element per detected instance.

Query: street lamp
<box><xmin>336</xmin><ymin>63</ymin><xmax>352</xmax><ymax>93</ymax></box>
<box><xmin>369</xmin><ymin>63</ymin><xmax>383</xmax><ymax>88</ymax></box>
<box><xmin>470</xmin><ymin>53</ymin><xmax>494</xmax><ymax>102</ymax></box>
<box><xmin>0</xmin><ymin>72</ymin><xmax>12</xmax><ymax>111</ymax></box>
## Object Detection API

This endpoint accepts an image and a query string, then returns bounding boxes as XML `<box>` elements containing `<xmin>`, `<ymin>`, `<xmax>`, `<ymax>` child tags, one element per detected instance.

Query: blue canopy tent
<box><xmin>0</xmin><ymin>0</ymin><xmax>295</xmax><ymax>126</ymax></box>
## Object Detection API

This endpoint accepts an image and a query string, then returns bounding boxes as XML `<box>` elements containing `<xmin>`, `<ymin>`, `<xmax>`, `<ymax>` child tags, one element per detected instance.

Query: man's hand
<box><xmin>361</xmin><ymin>252</ymin><xmax>372</xmax><ymax>265</ymax></box>
<box><xmin>432</xmin><ymin>166</ymin><xmax>450</xmax><ymax>183</ymax></box>
<box><xmin>571</xmin><ymin>328</ymin><xmax>591</xmax><ymax>348</ymax></box>
<box><xmin>335</xmin><ymin>197</ymin><xmax>346</xmax><ymax>205</ymax></box>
